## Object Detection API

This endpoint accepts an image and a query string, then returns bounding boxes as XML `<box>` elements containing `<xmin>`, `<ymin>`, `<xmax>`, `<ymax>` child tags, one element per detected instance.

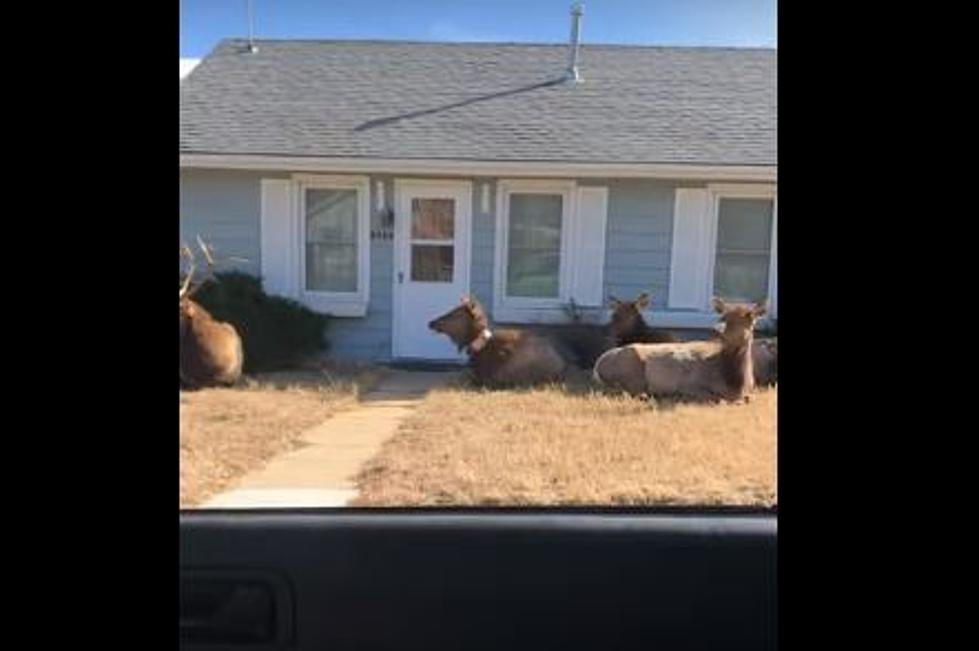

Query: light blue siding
<box><xmin>179</xmin><ymin>169</ymin><xmax>287</xmax><ymax>276</ymax></box>
<box><xmin>601</xmin><ymin>179</ymin><xmax>684</xmax><ymax>310</ymax></box>
<box><xmin>322</xmin><ymin>175</ymin><xmax>394</xmax><ymax>361</ymax></box>
<box><xmin>179</xmin><ymin>169</ymin><xmax>705</xmax><ymax>362</ymax></box>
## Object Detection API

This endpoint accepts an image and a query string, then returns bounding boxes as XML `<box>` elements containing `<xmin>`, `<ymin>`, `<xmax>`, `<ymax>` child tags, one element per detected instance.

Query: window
<box><xmin>506</xmin><ymin>193</ymin><xmax>563</xmax><ymax>298</ymax></box>
<box><xmin>294</xmin><ymin>175</ymin><xmax>370</xmax><ymax>316</ymax></box>
<box><xmin>712</xmin><ymin>198</ymin><xmax>774</xmax><ymax>303</ymax></box>
<box><xmin>707</xmin><ymin>186</ymin><xmax>776</xmax><ymax>318</ymax></box>
<box><xmin>668</xmin><ymin>184</ymin><xmax>777</xmax><ymax>323</ymax></box>
<box><xmin>305</xmin><ymin>189</ymin><xmax>359</xmax><ymax>292</ymax></box>
<box><xmin>495</xmin><ymin>180</ymin><xmax>577</xmax><ymax>316</ymax></box>
<box><xmin>409</xmin><ymin>198</ymin><xmax>455</xmax><ymax>282</ymax></box>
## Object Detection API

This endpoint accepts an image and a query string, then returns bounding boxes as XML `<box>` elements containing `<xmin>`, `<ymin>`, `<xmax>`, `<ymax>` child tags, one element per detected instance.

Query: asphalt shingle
<box><xmin>180</xmin><ymin>39</ymin><xmax>776</xmax><ymax>166</ymax></box>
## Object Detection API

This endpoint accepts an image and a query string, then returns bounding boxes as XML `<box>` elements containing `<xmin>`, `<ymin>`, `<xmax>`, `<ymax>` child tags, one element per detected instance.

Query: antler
<box><xmin>179</xmin><ymin>235</ymin><xmax>221</xmax><ymax>300</ymax></box>
<box><xmin>179</xmin><ymin>243</ymin><xmax>196</xmax><ymax>299</ymax></box>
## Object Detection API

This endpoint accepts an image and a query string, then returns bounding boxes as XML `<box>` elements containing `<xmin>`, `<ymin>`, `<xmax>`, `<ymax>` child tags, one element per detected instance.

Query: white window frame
<box><xmin>705</xmin><ymin>183</ymin><xmax>777</xmax><ymax>318</ymax></box>
<box><xmin>493</xmin><ymin>179</ymin><xmax>577</xmax><ymax>321</ymax></box>
<box><xmin>293</xmin><ymin>174</ymin><xmax>371</xmax><ymax>317</ymax></box>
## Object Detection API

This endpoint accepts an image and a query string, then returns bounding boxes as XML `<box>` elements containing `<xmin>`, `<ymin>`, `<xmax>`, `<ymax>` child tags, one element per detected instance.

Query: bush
<box><xmin>190</xmin><ymin>272</ymin><xmax>330</xmax><ymax>373</ymax></box>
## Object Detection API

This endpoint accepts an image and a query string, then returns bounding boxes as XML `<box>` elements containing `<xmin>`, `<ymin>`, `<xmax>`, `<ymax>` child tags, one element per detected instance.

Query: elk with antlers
<box><xmin>179</xmin><ymin>237</ymin><xmax>244</xmax><ymax>388</ymax></box>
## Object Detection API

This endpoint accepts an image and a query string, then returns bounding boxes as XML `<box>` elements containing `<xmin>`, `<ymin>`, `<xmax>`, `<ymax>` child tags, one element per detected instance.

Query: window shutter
<box><xmin>260</xmin><ymin>179</ymin><xmax>297</xmax><ymax>298</ymax></box>
<box><xmin>668</xmin><ymin>188</ymin><xmax>712</xmax><ymax>309</ymax></box>
<box><xmin>571</xmin><ymin>186</ymin><xmax>608</xmax><ymax>306</ymax></box>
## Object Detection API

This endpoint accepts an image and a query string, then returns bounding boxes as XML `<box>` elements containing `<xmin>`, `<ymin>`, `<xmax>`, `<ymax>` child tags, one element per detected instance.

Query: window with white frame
<box><xmin>711</xmin><ymin>197</ymin><xmax>774</xmax><ymax>304</ymax></box>
<box><xmin>304</xmin><ymin>188</ymin><xmax>359</xmax><ymax>293</ymax></box>
<box><xmin>495</xmin><ymin>180</ymin><xmax>574</xmax><ymax>309</ymax></box>
<box><xmin>259</xmin><ymin>175</ymin><xmax>370</xmax><ymax>317</ymax></box>
<box><xmin>297</xmin><ymin>176</ymin><xmax>370</xmax><ymax>315</ymax></box>
<box><xmin>668</xmin><ymin>184</ymin><xmax>776</xmax><ymax>323</ymax></box>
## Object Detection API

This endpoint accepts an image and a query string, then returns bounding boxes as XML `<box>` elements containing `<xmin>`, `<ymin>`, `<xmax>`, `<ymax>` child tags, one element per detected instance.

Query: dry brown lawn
<box><xmin>353</xmin><ymin>375</ymin><xmax>776</xmax><ymax>507</ymax></box>
<box><xmin>180</xmin><ymin>362</ymin><xmax>385</xmax><ymax>507</ymax></box>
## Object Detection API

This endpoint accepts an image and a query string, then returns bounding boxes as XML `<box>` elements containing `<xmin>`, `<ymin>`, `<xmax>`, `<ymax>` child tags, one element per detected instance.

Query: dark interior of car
<box><xmin>180</xmin><ymin>507</ymin><xmax>776</xmax><ymax>650</ymax></box>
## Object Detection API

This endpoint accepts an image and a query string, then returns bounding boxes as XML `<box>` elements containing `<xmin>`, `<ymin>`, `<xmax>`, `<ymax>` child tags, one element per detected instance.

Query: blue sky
<box><xmin>180</xmin><ymin>0</ymin><xmax>776</xmax><ymax>59</ymax></box>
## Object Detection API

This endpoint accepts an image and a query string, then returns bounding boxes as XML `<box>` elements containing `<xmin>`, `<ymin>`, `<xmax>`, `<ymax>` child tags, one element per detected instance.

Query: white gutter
<box><xmin>179</xmin><ymin>154</ymin><xmax>777</xmax><ymax>182</ymax></box>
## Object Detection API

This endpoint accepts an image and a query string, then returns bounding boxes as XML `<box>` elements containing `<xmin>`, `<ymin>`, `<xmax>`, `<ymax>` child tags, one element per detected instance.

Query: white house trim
<box><xmin>494</xmin><ymin>179</ymin><xmax>577</xmax><ymax>320</ymax></box>
<box><xmin>480</xmin><ymin>183</ymin><xmax>490</xmax><ymax>213</ymax></box>
<box><xmin>180</xmin><ymin>153</ymin><xmax>777</xmax><ymax>182</ymax></box>
<box><xmin>375</xmin><ymin>179</ymin><xmax>385</xmax><ymax>211</ymax></box>
<box><xmin>704</xmin><ymin>183</ymin><xmax>777</xmax><ymax>315</ymax></box>
<box><xmin>291</xmin><ymin>174</ymin><xmax>371</xmax><ymax>317</ymax></box>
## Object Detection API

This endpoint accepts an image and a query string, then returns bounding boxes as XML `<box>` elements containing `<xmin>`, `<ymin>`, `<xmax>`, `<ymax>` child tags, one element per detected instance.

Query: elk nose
<box><xmin>428</xmin><ymin>320</ymin><xmax>438</xmax><ymax>331</ymax></box>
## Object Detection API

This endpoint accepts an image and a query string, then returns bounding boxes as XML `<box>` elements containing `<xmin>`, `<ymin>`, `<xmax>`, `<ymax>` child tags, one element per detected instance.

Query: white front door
<box><xmin>393</xmin><ymin>180</ymin><xmax>472</xmax><ymax>360</ymax></box>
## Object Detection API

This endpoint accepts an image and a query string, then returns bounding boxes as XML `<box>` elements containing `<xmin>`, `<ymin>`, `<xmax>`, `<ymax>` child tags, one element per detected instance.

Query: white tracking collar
<box><xmin>468</xmin><ymin>328</ymin><xmax>493</xmax><ymax>354</ymax></box>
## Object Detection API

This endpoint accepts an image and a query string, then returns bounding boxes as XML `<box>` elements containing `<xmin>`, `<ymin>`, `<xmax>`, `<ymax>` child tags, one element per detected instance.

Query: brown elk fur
<box><xmin>179</xmin><ymin>239</ymin><xmax>244</xmax><ymax>389</ymax></box>
<box><xmin>709</xmin><ymin>328</ymin><xmax>777</xmax><ymax>387</ymax></box>
<box><xmin>180</xmin><ymin>297</ymin><xmax>244</xmax><ymax>388</ymax></box>
<box><xmin>607</xmin><ymin>292</ymin><xmax>676</xmax><ymax>344</ymax></box>
<box><xmin>593</xmin><ymin>299</ymin><xmax>766</xmax><ymax>403</ymax></box>
<box><xmin>428</xmin><ymin>297</ymin><xmax>568</xmax><ymax>388</ymax></box>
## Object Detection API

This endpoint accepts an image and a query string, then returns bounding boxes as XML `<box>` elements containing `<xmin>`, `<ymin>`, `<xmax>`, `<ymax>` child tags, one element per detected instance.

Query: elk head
<box><xmin>179</xmin><ymin>236</ymin><xmax>219</xmax><ymax>325</ymax></box>
<box><xmin>712</xmin><ymin>297</ymin><xmax>767</xmax><ymax>347</ymax></box>
<box><xmin>428</xmin><ymin>295</ymin><xmax>488</xmax><ymax>351</ymax></box>
<box><xmin>607</xmin><ymin>292</ymin><xmax>651</xmax><ymax>340</ymax></box>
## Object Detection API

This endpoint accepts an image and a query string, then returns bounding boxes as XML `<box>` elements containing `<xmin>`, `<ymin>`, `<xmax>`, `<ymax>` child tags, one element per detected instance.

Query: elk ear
<box><xmin>635</xmin><ymin>292</ymin><xmax>650</xmax><ymax>309</ymax></box>
<box><xmin>608</xmin><ymin>294</ymin><xmax>621</xmax><ymax>308</ymax></box>
<box><xmin>752</xmin><ymin>300</ymin><xmax>768</xmax><ymax>318</ymax></box>
<box><xmin>712</xmin><ymin>297</ymin><xmax>727</xmax><ymax>314</ymax></box>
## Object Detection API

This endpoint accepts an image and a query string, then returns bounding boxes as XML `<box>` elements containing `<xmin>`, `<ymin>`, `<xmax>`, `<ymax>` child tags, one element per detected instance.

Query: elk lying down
<box><xmin>607</xmin><ymin>292</ymin><xmax>676</xmax><ymax>344</ymax></box>
<box><xmin>428</xmin><ymin>297</ymin><xmax>568</xmax><ymax>388</ymax></box>
<box><xmin>593</xmin><ymin>299</ymin><xmax>768</xmax><ymax>402</ymax></box>
<box><xmin>708</xmin><ymin>328</ymin><xmax>777</xmax><ymax>387</ymax></box>
<box><xmin>179</xmin><ymin>238</ymin><xmax>244</xmax><ymax>388</ymax></box>
<box><xmin>606</xmin><ymin>290</ymin><xmax>775</xmax><ymax>385</ymax></box>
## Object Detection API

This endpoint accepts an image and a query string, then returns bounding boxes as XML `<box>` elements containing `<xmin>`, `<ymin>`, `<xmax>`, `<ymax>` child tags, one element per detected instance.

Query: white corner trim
<box><xmin>375</xmin><ymin>179</ymin><xmax>385</xmax><ymax>211</ymax></box>
<box><xmin>481</xmin><ymin>182</ymin><xmax>490</xmax><ymax>213</ymax></box>
<box><xmin>292</xmin><ymin>174</ymin><xmax>371</xmax><ymax>317</ymax></box>
<box><xmin>180</xmin><ymin>153</ymin><xmax>777</xmax><ymax>182</ymax></box>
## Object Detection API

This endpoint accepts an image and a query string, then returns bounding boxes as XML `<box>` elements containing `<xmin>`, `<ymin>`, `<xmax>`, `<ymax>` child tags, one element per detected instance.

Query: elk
<box><xmin>541</xmin><ymin>298</ymin><xmax>616</xmax><ymax>369</ymax></box>
<box><xmin>607</xmin><ymin>292</ymin><xmax>676</xmax><ymax>344</ymax></box>
<box><xmin>709</xmin><ymin>321</ymin><xmax>778</xmax><ymax>387</ymax></box>
<box><xmin>428</xmin><ymin>296</ymin><xmax>568</xmax><ymax>388</ymax></box>
<box><xmin>179</xmin><ymin>237</ymin><xmax>244</xmax><ymax>388</ymax></box>
<box><xmin>593</xmin><ymin>298</ymin><xmax>767</xmax><ymax>403</ymax></box>
<box><xmin>609</xmin><ymin>290</ymin><xmax>776</xmax><ymax>387</ymax></box>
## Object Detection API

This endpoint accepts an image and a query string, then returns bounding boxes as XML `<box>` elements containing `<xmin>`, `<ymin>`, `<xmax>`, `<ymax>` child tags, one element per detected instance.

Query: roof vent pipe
<box><xmin>566</xmin><ymin>2</ymin><xmax>583</xmax><ymax>82</ymax></box>
<box><xmin>246</xmin><ymin>0</ymin><xmax>259</xmax><ymax>53</ymax></box>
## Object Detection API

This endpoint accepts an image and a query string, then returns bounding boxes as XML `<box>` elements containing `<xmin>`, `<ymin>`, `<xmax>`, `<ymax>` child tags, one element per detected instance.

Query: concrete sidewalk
<box><xmin>202</xmin><ymin>369</ymin><xmax>455</xmax><ymax>508</ymax></box>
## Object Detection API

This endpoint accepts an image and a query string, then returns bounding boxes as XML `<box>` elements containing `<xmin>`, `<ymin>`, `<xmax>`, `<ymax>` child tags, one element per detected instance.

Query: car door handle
<box><xmin>398</xmin><ymin>271</ymin><xmax>404</xmax><ymax>284</ymax></box>
<box><xmin>180</xmin><ymin>570</ymin><xmax>293</xmax><ymax>647</ymax></box>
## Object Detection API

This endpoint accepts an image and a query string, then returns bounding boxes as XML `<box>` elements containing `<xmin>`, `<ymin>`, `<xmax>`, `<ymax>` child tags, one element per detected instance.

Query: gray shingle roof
<box><xmin>180</xmin><ymin>39</ymin><xmax>776</xmax><ymax>166</ymax></box>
